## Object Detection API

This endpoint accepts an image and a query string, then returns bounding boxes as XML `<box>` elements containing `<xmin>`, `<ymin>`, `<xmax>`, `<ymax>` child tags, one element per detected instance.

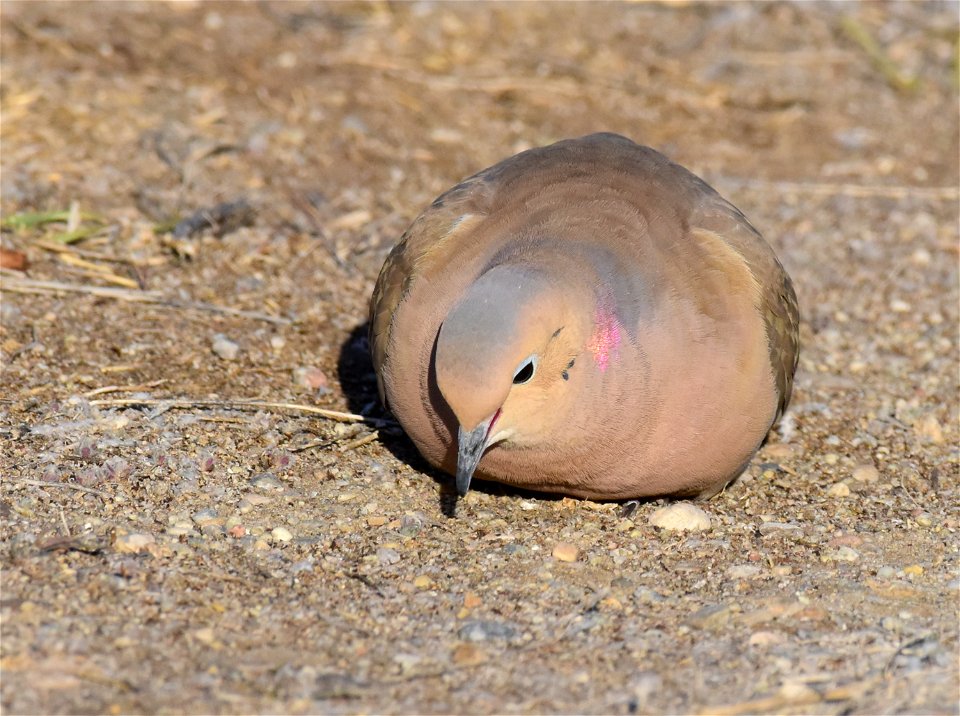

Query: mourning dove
<box><xmin>369</xmin><ymin>133</ymin><xmax>799</xmax><ymax>500</ymax></box>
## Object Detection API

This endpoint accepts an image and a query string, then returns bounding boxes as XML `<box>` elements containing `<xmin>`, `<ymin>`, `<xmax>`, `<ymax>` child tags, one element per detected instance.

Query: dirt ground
<box><xmin>1</xmin><ymin>2</ymin><xmax>958</xmax><ymax>714</ymax></box>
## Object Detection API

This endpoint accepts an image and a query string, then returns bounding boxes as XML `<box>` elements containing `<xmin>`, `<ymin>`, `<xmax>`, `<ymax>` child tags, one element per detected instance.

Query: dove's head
<box><xmin>435</xmin><ymin>263</ymin><xmax>593</xmax><ymax>496</ymax></box>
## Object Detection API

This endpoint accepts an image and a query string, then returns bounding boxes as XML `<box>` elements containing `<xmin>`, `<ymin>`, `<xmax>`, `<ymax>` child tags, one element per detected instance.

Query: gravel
<box><xmin>1</xmin><ymin>2</ymin><xmax>956</xmax><ymax>714</ymax></box>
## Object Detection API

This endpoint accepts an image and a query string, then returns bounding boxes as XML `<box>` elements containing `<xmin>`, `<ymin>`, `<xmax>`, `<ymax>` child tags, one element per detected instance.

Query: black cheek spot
<box><xmin>561</xmin><ymin>371</ymin><xmax>569</xmax><ymax>381</ymax></box>
<box><xmin>566</xmin><ymin>358</ymin><xmax>575</xmax><ymax>369</ymax></box>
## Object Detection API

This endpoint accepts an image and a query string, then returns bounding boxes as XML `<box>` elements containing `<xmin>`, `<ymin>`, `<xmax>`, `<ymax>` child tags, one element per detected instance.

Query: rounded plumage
<box><xmin>370</xmin><ymin>133</ymin><xmax>799</xmax><ymax>500</ymax></box>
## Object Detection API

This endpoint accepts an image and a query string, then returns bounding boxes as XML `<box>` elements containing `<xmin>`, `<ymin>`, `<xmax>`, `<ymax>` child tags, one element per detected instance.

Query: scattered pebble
<box><xmin>392</xmin><ymin>653</ymin><xmax>421</xmax><ymax>674</ymax></box>
<box><xmin>293</xmin><ymin>366</ymin><xmax>328</xmax><ymax>390</ymax></box>
<box><xmin>903</xmin><ymin>564</ymin><xmax>924</xmax><ymax>577</ymax></box>
<box><xmin>748</xmin><ymin>630</ymin><xmax>786</xmax><ymax>647</ymax></box>
<box><xmin>377</xmin><ymin>547</ymin><xmax>401</xmax><ymax>565</ymax></box>
<box><xmin>211</xmin><ymin>334</ymin><xmax>241</xmax><ymax>360</ymax></box>
<box><xmin>687</xmin><ymin>603</ymin><xmax>737</xmax><ymax>629</ymax></box>
<box><xmin>250</xmin><ymin>473</ymin><xmax>285</xmax><ymax>491</ymax></box>
<box><xmin>758</xmin><ymin>521</ymin><xmax>802</xmax><ymax>537</ymax></box>
<box><xmin>413</xmin><ymin>575</ymin><xmax>433</xmax><ymax>589</ymax></box>
<box><xmin>881</xmin><ymin>616</ymin><xmax>906</xmax><ymax>633</ymax></box>
<box><xmin>634</xmin><ymin>587</ymin><xmax>667</xmax><ymax>604</ymax></box>
<box><xmin>192</xmin><ymin>627</ymin><xmax>216</xmax><ymax>646</ymax></box>
<box><xmin>827</xmin><ymin>482</ymin><xmax>851</xmax><ymax>497</ymax></box>
<box><xmin>763</xmin><ymin>443</ymin><xmax>796</xmax><ymax>459</ymax></box>
<box><xmin>876</xmin><ymin>566</ymin><xmax>896</xmax><ymax>579</ymax></box>
<box><xmin>851</xmin><ymin>464</ymin><xmax>880</xmax><ymax>483</ymax></box>
<box><xmin>192</xmin><ymin>508</ymin><xmax>220</xmax><ymax>527</ymax></box>
<box><xmin>463</xmin><ymin>592</ymin><xmax>482</xmax><ymax>609</ymax></box>
<box><xmin>367</xmin><ymin>515</ymin><xmax>388</xmax><ymax>527</ymax></box>
<box><xmin>451</xmin><ymin>643</ymin><xmax>487</xmax><ymax>666</ymax></box>
<box><xmin>915</xmin><ymin>513</ymin><xmax>933</xmax><ymax>528</ymax></box>
<box><xmin>458</xmin><ymin>620</ymin><xmax>517</xmax><ymax>642</ymax></box>
<box><xmin>399</xmin><ymin>514</ymin><xmax>423</xmax><ymax>537</ymax></box>
<box><xmin>271</xmin><ymin>527</ymin><xmax>293</xmax><ymax>543</ymax></box>
<box><xmin>167</xmin><ymin>521</ymin><xmax>194</xmax><ymax>537</ymax></box>
<box><xmin>831</xmin><ymin>546</ymin><xmax>860</xmax><ymax>562</ymax></box>
<box><xmin>114</xmin><ymin>532</ymin><xmax>156</xmax><ymax>554</ymax></box>
<box><xmin>914</xmin><ymin>414</ymin><xmax>944</xmax><ymax>444</ymax></box>
<box><xmin>552</xmin><ymin>542</ymin><xmax>579</xmax><ymax>562</ymax></box>
<box><xmin>648</xmin><ymin>502</ymin><xmax>712</xmax><ymax>532</ymax></box>
<box><xmin>727</xmin><ymin>564</ymin><xmax>762</xmax><ymax>579</ymax></box>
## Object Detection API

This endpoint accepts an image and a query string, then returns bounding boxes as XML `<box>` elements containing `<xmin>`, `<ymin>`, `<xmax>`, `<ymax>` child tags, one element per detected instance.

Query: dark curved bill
<box><xmin>456</xmin><ymin>422</ymin><xmax>490</xmax><ymax>497</ymax></box>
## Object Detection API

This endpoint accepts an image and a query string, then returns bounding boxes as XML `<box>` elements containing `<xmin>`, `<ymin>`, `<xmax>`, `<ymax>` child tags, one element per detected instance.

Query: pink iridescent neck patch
<box><xmin>587</xmin><ymin>308</ymin><xmax>622</xmax><ymax>372</ymax></box>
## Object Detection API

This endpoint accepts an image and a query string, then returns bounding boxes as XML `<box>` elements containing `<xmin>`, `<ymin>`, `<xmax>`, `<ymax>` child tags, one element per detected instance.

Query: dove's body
<box><xmin>370</xmin><ymin>133</ymin><xmax>799</xmax><ymax>499</ymax></box>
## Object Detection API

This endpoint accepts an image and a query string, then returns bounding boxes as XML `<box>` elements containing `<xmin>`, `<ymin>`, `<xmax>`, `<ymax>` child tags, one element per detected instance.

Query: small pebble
<box><xmin>114</xmin><ymin>532</ymin><xmax>156</xmax><ymax>554</ymax></box>
<box><xmin>552</xmin><ymin>542</ymin><xmax>579</xmax><ymax>562</ymax></box>
<box><xmin>759</xmin><ymin>521</ymin><xmax>802</xmax><ymax>536</ymax></box>
<box><xmin>293</xmin><ymin>366</ymin><xmax>328</xmax><ymax>390</ymax></box>
<box><xmin>451</xmin><ymin>643</ymin><xmax>487</xmax><ymax>666</ymax></box>
<box><xmin>211</xmin><ymin>334</ymin><xmax>241</xmax><ymax>360</ymax></box>
<box><xmin>367</xmin><ymin>515</ymin><xmax>388</xmax><ymax>527</ymax></box>
<box><xmin>413</xmin><ymin>575</ymin><xmax>433</xmax><ymax>589</ymax></box>
<box><xmin>727</xmin><ymin>564</ymin><xmax>762</xmax><ymax>579</ymax></box>
<box><xmin>250</xmin><ymin>473</ymin><xmax>285</xmax><ymax>491</ymax></box>
<box><xmin>377</xmin><ymin>547</ymin><xmax>401</xmax><ymax>565</ymax></box>
<box><xmin>851</xmin><ymin>464</ymin><xmax>880</xmax><ymax>483</ymax></box>
<box><xmin>167</xmin><ymin>521</ymin><xmax>194</xmax><ymax>537</ymax></box>
<box><xmin>833</xmin><ymin>546</ymin><xmax>860</xmax><ymax>562</ymax></box>
<box><xmin>634</xmin><ymin>587</ymin><xmax>667</xmax><ymax>604</ymax></box>
<box><xmin>392</xmin><ymin>653</ymin><xmax>421</xmax><ymax>674</ymax></box>
<box><xmin>192</xmin><ymin>627</ymin><xmax>216</xmax><ymax>645</ymax></box>
<box><xmin>399</xmin><ymin>514</ymin><xmax>423</xmax><ymax>537</ymax></box>
<box><xmin>648</xmin><ymin>502</ymin><xmax>712</xmax><ymax>532</ymax></box>
<box><xmin>876</xmin><ymin>566</ymin><xmax>896</xmax><ymax>579</ymax></box>
<box><xmin>903</xmin><ymin>564</ymin><xmax>924</xmax><ymax>577</ymax></box>
<box><xmin>881</xmin><ymin>616</ymin><xmax>906</xmax><ymax>632</ymax></box>
<box><xmin>192</xmin><ymin>508</ymin><xmax>220</xmax><ymax>527</ymax></box>
<box><xmin>463</xmin><ymin>591</ymin><xmax>482</xmax><ymax>609</ymax></box>
<box><xmin>458</xmin><ymin>620</ymin><xmax>517</xmax><ymax>642</ymax></box>
<box><xmin>914</xmin><ymin>414</ymin><xmax>944</xmax><ymax>444</ymax></box>
<box><xmin>763</xmin><ymin>443</ymin><xmax>796</xmax><ymax>459</ymax></box>
<box><xmin>748</xmin><ymin>630</ymin><xmax>786</xmax><ymax>647</ymax></box>
<box><xmin>889</xmin><ymin>298</ymin><xmax>911</xmax><ymax>313</ymax></box>
<box><xmin>271</xmin><ymin>527</ymin><xmax>293</xmax><ymax>542</ymax></box>
<box><xmin>827</xmin><ymin>482</ymin><xmax>851</xmax><ymax>497</ymax></box>
<box><xmin>915</xmin><ymin>513</ymin><xmax>933</xmax><ymax>528</ymax></box>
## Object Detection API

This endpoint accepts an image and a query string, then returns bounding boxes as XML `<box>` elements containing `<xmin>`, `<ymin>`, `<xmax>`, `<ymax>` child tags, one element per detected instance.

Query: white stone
<box><xmin>648</xmin><ymin>502</ymin><xmax>712</xmax><ymax>532</ymax></box>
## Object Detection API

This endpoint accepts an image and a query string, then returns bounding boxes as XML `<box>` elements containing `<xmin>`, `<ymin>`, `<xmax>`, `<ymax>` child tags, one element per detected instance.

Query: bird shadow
<box><xmin>337</xmin><ymin>322</ymin><xmax>461</xmax><ymax>516</ymax></box>
<box><xmin>337</xmin><ymin>321</ymin><xmax>574</xmax><ymax>518</ymax></box>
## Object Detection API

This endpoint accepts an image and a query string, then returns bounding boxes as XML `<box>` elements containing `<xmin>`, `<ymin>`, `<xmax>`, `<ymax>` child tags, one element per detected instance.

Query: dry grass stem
<box><xmin>82</xmin><ymin>380</ymin><xmax>168</xmax><ymax>398</ymax></box>
<box><xmin>339</xmin><ymin>430</ymin><xmax>380</xmax><ymax>452</ymax></box>
<box><xmin>18</xmin><ymin>479</ymin><xmax>113</xmax><ymax>499</ymax></box>
<box><xmin>2</xmin><ymin>277</ymin><xmax>291</xmax><ymax>324</ymax></box>
<box><xmin>86</xmin><ymin>397</ymin><xmax>384</xmax><ymax>425</ymax></box>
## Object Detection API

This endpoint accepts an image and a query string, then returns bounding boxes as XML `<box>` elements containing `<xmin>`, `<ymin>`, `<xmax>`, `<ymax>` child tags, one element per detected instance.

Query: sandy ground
<box><xmin>1</xmin><ymin>2</ymin><xmax>958</xmax><ymax>714</ymax></box>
